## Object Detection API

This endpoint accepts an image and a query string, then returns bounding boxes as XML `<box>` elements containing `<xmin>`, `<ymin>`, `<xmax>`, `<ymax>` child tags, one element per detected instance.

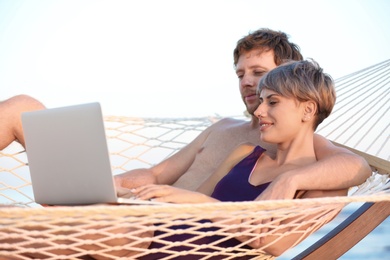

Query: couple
<box><xmin>115</xmin><ymin>28</ymin><xmax>370</xmax><ymax>201</ymax></box>
<box><xmin>122</xmin><ymin>58</ymin><xmax>348</xmax><ymax>260</ymax></box>
<box><xmin>1</xmin><ymin>28</ymin><xmax>370</xmax><ymax>258</ymax></box>
<box><xmin>109</xmin><ymin>28</ymin><xmax>371</xmax><ymax>258</ymax></box>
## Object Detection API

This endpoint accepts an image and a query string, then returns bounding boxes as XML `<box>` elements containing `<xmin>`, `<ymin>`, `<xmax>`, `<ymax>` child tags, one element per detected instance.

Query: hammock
<box><xmin>1</xmin><ymin>116</ymin><xmax>389</xmax><ymax>260</ymax></box>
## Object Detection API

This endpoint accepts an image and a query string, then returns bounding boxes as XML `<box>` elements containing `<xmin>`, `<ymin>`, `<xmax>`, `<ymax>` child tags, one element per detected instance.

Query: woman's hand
<box><xmin>131</xmin><ymin>184</ymin><xmax>218</xmax><ymax>204</ymax></box>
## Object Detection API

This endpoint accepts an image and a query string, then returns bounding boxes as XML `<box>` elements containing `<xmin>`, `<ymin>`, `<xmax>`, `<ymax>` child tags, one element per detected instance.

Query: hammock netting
<box><xmin>1</xmin><ymin>116</ymin><xmax>389</xmax><ymax>260</ymax></box>
<box><xmin>1</xmin><ymin>60</ymin><xmax>390</xmax><ymax>259</ymax></box>
<box><xmin>317</xmin><ymin>59</ymin><xmax>390</xmax><ymax>161</ymax></box>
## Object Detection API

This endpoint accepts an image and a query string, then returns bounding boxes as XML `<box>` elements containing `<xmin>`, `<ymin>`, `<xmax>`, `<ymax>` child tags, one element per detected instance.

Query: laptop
<box><xmin>22</xmin><ymin>102</ymin><xmax>161</xmax><ymax>206</ymax></box>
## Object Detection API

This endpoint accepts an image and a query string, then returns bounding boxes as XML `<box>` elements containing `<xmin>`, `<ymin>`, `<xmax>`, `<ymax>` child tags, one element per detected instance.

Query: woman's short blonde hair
<box><xmin>258</xmin><ymin>59</ymin><xmax>336</xmax><ymax>130</ymax></box>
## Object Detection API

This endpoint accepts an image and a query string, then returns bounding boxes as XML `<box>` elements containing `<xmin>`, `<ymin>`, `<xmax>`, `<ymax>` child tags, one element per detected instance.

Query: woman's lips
<box><xmin>259</xmin><ymin>121</ymin><xmax>273</xmax><ymax>131</ymax></box>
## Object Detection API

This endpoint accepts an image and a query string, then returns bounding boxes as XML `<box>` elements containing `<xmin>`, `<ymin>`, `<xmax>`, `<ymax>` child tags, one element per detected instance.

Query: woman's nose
<box><xmin>254</xmin><ymin>104</ymin><xmax>262</xmax><ymax>118</ymax></box>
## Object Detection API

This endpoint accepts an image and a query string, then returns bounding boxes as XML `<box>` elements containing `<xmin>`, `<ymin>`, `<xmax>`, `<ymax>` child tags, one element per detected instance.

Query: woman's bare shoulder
<box><xmin>230</xmin><ymin>143</ymin><xmax>258</xmax><ymax>157</ymax></box>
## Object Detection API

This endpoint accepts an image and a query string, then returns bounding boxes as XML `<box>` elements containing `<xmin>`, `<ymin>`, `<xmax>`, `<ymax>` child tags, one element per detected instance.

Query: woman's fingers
<box><xmin>132</xmin><ymin>184</ymin><xmax>169</xmax><ymax>200</ymax></box>
<box><xmin>116</xmin><ymin>187</ymin><xmax>135</xmax><ymax>198</ymax></box>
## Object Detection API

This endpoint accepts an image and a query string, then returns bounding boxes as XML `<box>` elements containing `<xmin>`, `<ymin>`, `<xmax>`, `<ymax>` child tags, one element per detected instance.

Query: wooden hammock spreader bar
<box><xmin>293</xmin><ymin>142</ymin><xmax>390</xmax><ymax>259</ymax></box>
<box><xmin>293</xmin><ymin>201</ymin><xmax>390</xmax><ymax>260</ymax></box>
<box><xmin>0</xmin><ymin>118</ymin><xmax>389</xmax><ymax>259</ymax></box>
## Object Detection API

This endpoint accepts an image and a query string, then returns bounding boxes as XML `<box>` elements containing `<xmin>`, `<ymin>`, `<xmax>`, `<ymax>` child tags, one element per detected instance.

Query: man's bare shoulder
<box><xmin>209</xmin><ymin>117</ymin><xmax>251</xmax><ymax>130</ymax></box>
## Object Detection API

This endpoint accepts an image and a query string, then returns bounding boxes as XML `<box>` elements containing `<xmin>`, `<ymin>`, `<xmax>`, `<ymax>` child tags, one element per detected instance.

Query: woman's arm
<box><xmin>131</xmin><ymin>143</ymin><xmax>257</xmax><ymax>202</ymax></box>
<box><xmin>131</xmin><ymin>184</ymin><xmax>219</xmax><ymax>203</ymax></box>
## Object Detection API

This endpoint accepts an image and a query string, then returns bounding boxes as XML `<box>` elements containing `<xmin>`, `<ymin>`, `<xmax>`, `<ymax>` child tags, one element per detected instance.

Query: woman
<box><xmin>3</xmin><ymin>60</ymin><xmax>346</xmax><ymax>259</ymax></box>
<box><xmin>131</xmin><ymin>59</ymin><xmax>347</xmax><ymax>258</ymax></box>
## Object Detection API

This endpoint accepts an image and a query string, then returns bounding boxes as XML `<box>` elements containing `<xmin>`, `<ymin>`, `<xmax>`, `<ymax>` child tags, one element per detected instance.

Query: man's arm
<box><xmin>115</xmin><ymin>123</ymin><xmax>214</xmax><ymax>190</ymax></box>
<box><xmin>257</xmin><ymin>134</ymin><xmax>371</xmax><ymax>200</ymax></box>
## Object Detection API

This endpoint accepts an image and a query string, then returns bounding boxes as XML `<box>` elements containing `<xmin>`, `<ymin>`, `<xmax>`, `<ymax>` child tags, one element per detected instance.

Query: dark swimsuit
<box><xmin>140</xmin><ymin>146</ymin><xmax>270</xmax><ymax>260</ymax></box>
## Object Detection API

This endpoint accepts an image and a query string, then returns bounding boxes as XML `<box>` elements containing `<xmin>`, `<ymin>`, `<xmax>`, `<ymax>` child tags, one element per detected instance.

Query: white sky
<box><xmin>1</xmin><ymin>0</ymin><xmax>390</xmax><ymax>117</ymax></box>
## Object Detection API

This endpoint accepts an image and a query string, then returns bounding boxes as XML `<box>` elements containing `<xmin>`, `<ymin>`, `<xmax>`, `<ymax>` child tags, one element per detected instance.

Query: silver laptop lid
<box><xmin>22</xmin><ymin>102</ymin><xmax>117</xmax><ymax>205</ymax></box>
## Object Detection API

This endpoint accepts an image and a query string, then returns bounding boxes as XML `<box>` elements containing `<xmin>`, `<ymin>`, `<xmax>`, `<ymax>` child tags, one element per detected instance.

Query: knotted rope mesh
<box><xmin>1</xmin><ymin>116</ymin><xmax>389</xmax><ymax>259</ymax></box>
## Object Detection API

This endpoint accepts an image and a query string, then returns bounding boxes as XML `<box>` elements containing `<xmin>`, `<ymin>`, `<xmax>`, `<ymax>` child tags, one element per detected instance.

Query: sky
<box><xmin>1</xmin><ymin>0</ymin><xmax>390</xmax><ymax>117</ymax></box>
<box><xmin>1</xmin><ymin>2</ymin><xmax>389</xmax><ymax>255</ymax></box>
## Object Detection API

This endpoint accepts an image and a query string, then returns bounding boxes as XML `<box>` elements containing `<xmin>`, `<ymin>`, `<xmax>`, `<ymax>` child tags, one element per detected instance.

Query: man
<box><xmin>115</xmin><ymin>28</ymin><xmax>371</xmax><ymax>200</ymax></box>
<box><xmin>0</xmin><ymin>95</ymin><xmax>45</xmax><ymax>150</ymax></box>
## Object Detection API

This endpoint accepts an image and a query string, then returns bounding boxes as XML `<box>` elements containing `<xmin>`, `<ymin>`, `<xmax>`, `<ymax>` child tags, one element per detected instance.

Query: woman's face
<box><xmin>254</xmin><ymin>88</ymin><xmax>305</xmax><ymax>144</ymax></box>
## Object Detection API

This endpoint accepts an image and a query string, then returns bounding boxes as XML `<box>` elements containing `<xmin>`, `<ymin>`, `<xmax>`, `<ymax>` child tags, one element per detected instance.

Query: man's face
<box><xmin>235</xmin><ymin>49</ymin><xmax>278</xmax><ymax>115</ymax></box>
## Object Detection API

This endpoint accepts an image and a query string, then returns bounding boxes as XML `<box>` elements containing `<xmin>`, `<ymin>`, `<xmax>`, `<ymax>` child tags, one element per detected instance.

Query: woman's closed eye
<box><xmin>268</xmin><ymin>100</ymin><xmax>278</xmax><ymax>106</ymax></box>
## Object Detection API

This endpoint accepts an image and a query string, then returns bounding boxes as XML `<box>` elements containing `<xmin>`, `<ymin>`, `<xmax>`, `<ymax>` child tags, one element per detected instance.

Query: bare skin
<box><xmin>115</xmin><ymin>49</ymin><xmax>371</xmax><ymax>198</ymax></box>
<box><xmin>131</xmin><ymin>83</ymin><xmax>349</xmax><ymax>256</ymax></box>
<box><xmin>172</xmin><ymin>117</ymin><xmax>273</xmax><ymax>190</ymax></box>
<box><xmin>1</xmin><ymin>52</ymin><xmax>371</xmax><ymax>258</ymax></box>
<box><xmin>171</xmin><ymin>50</ymin><xmax>279</xmax><ymax>190</ymax></box>
<box><xmin>0</xmin><ymin>94</ymin><xmax>45</xmax><ymax>150</ymax></box>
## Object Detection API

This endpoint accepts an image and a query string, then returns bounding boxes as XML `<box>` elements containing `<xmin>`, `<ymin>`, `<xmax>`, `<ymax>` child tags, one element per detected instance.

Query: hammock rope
<box><xmin>316</xmin><ymin>59</ymin><xmax>390</xmax><ymax>160</ymax></box>
<box><xmin>1</xmin><ymin>115</ymin><xmax>389</xmax><ymax>260</ymax></box>
<box><xmin>1</xmin><ymin>59</ymin><xmax>389</xmax><ymax>259</ymax></box>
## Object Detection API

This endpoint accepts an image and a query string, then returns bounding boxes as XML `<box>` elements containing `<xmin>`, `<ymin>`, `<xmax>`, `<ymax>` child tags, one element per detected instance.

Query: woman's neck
<box><xmin>275</xmin><ymin>131</ymin><xmax>316</xmax><ymax>167</ymax></box>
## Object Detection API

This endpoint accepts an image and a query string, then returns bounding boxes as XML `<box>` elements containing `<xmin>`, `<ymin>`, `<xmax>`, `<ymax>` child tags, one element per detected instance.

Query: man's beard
<box><xmin>245</xmin><ymin>102</ymin><xmax>259</xmax><ymax>116</ymax></box>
